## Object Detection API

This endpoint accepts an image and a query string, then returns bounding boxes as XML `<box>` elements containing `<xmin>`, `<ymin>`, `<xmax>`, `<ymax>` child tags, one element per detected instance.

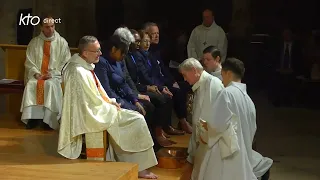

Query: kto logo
<box><xmin>19</xmin><ymin>13</ymin><xmax>61</xmax><ymax>26</ymax></box>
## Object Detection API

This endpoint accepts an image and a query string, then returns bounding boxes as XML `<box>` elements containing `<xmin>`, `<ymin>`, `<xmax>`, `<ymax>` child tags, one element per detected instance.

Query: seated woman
<box><xmin>135</xmin><ymin>30</ymin><xmax>192</xmax><ymax>134</ymax></box>
<box><xmin>94</xmin><ymin>28</ymin><xmax>177</xmax><ymax>147</ymax></box>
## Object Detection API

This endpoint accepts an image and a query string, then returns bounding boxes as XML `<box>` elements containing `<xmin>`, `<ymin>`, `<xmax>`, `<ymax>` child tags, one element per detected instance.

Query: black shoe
<box><xmin>261</xmin><ymin>169</ymin><xmax>270</xmax><ymax>180</ymax></box>
<box><xmin>41</xmin><ymin>122</ymin><xmax>53</xmax><ymax>130</ymax></box>
<box><xmin>26</xmin><ymin>120</ymin><xmax>40</xmax><ymax>129</ymax></box>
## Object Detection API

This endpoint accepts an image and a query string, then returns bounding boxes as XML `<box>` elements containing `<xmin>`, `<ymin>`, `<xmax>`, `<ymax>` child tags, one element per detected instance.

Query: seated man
<box><xmin>58</xmin><ymin>36</ymin><xmax>158</xmax><ymax>179</ymax></box>
<box><xmin>143</xmin><ymin>24</ymin><xmax>192</xmax><ymax>133</ymax></box>
<box><xmin>21</xmin><ymin>14</ymin><xmax>71</xmax><ymax>130</ymax></box>
<box><xmin>125</xmin><ymin>29</ymin><xmax>179</xmax><ymax>146</ymax></box>
<box><xmin>136</xmin><ymin>30</ymin><xmax>192</xmax><ymax>134</ymax></box>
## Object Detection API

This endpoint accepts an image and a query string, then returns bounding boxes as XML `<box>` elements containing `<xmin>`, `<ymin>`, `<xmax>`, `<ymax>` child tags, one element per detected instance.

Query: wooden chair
<box><xmin>61</xmin><ymin>82</ymin><xmax>109</xmax><ymax>161</ymax></box>
<box><xmin>81</xmin><ymin>131</ymin><xmax>109</xmax><ymax>161</ymax></box>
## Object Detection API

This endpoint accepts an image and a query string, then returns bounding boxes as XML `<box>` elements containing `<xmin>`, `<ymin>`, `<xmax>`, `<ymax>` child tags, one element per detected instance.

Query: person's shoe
<box><xmin>178</xmin><ymin>120</ymin><xmax>192</xmax><ymax>134</ymax></box>
<box><xmin>41</xmin><ymin>122</ymin><xmax>53</xmax><ymax>130</ymax></box>
<box><xmin>26</xmin><ymin>120</ymin><xmax>40</xmax><ymax>129</ymax></box>
<box><xmin>162</xmin><ymin>131</ymin><xmax>171</xmax><ymax>138</ymax></box>
<box><xmin>261</xmin><ymin>169</ymin><xmax>270</xmax><ymax>180</ymax></box>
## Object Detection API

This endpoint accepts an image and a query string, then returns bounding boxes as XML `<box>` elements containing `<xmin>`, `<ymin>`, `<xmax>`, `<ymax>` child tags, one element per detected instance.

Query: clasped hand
<box><xmin>162</xmin><ymin>86</ymin><xmax>173</xmax><ymax>97</ymax></box>
<box><xmin>135</xmin><ymin>102</ymin><xmax>146</xmax><ymax>116</ymax></box>
<box><xmin>138</xmin><ymin>94</ymin><xmax>150</xmax><ymax>102</ymax></box>
<box><xmin>111</xmin><ymin>101</ymin><xmax>121</xmax><ymax>110</ymax></box>
<box><xmin>34</xmin><ymin>72</ymin><xmax>52</xmax><ymax>80</ymax></box>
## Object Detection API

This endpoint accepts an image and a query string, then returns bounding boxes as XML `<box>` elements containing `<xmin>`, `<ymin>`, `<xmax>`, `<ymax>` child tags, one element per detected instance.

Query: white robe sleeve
<box><xmin>25</xmin><ymin>39</ymin><xmax>40</xmax><ymax>82</ymax></box>
<box><xmin>217</xmin><ymin>28</ymin><xmax>228</xmax><ymax>62</ymax></box>
<box><xmin>50</xmin><ymin>39</ymin><xmax>71</xmax><ymax>78</ymax></box>
<box><xmin>205</xmin><ymin>90</ymin><xmax>234</xmax><ymax>148</ymax></box>
<box><xmin>187</xmin><ymin>28</ymin><xmax>199</xmax><ymax>59</ymax></box>
<box><xmin>186</xmin><ymin>78</ymin><xmax>224</xmax><ymax>164</ymax></box>
<box><xmin>186</xmin><ymin>125</ymin><xmax>198</xmax><ymax>164</ymax></box>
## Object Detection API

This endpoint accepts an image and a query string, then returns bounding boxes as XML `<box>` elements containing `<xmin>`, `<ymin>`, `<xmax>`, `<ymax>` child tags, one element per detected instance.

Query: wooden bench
<box><xmin>0</xmin><ymin>80</ymin><xmax>25</xmax><ymax>93</ymax></box>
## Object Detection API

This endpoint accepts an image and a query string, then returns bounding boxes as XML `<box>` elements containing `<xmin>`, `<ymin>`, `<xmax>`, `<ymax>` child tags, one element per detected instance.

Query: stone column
<box><xmin>32</xmin><ymin>0</ymin><xmax>66</xmax><ymax>37</ymax></box>
<box><xmin>122</xmin><ymin>0</ymin><xmax>147</xmax><ymax>29</ymax></box>
<box><xmin>33</xmin><ymin>0</ymin><xmax>96</xmax><ymax>47</ymax></box>
<box><xmin>230</xmin><ymin>0</ymin><xmax>251</xmax><ymax>38</ymax></box>
<box><xmin>0</xmin><ymin>0</ymin><xmax>33</xmax><ymax>113</ymax></box>
<box><xmin>63</xmin><ymin>0</ymin><xmax>96</xmax><ymax>47</ymax></box>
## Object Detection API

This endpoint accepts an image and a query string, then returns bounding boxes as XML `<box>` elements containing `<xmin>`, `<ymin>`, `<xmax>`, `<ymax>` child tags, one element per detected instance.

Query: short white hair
<box><xmin>179</xmin><ymin>58</ymin><xmax>204</xmax><ymax>71</ymax></box>
<box><xmin>113</xmin><ymin>27</ymin><xmax>135</xmax><ymax>44</ymax></box>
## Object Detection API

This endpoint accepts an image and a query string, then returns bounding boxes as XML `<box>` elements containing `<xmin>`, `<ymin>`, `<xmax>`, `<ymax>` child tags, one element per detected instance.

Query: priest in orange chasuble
<box><xmin>20</xmin><ymin>14</ymin><xmax>71</xmax><ymax>130</ymax></box>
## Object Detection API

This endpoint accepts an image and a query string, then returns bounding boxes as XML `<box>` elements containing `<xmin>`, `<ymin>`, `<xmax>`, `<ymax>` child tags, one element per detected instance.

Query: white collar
<box><xmin>227</xmin><ymin>81</ymin><xmax>247</xmax><ymax>94</ymax></box>
<box><xmin>70</xmin><ymin>53</ymin><xmax>95</xmax><ymax>70</ymax></box>
<box><xmin>192</xmin><ymin>71</ymin><xmax>208</xmax><ymax>92</ymax></box>
<box><xmin>39</xmin><ymin>30</ymin><xmax>59</xmax><ymax>41</ymax></box>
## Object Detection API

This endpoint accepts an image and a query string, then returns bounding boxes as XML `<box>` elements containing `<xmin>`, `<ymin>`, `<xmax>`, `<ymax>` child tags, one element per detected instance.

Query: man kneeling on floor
<box><xmin>57</xmin><ymin>35</ymin><xmax>158</xmax><ymax>179</ymax></box>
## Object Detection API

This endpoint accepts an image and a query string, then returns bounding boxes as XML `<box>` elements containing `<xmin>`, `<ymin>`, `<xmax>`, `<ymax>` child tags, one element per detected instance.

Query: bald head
<box><xmin>202</xmin><ymin>9</ymin><xmax>214</xmax><ymax>27</ymax></box>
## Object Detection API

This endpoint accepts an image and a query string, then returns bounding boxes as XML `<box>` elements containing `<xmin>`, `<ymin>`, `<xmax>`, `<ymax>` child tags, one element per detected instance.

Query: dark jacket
<box><xmin>94</xmin><ymin>56</ymin><xmax>138</xmax><ymax>105</ymax></box>
<box><xmin>134</xmin><ymin>50</ymin><xmax>164</xmax><ymax>91</ymax></box>
<box><xmin>149</xmin><ymin>44</ymin><xmax>175</xmax><ymax>86</ymax></box>
<box><xmin>272</xmin><ymin>40</ymin><xmax>306</xmax><ymax>76</ymax></box>
<box><xmin>124</xmin><ymin>52</ymin><xmax>148</xmax><ymax>92</ymax></box>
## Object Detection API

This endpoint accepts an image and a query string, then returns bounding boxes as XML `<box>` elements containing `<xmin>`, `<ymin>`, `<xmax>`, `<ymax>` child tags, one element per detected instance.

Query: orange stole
<box><xmin>90</xmin><ymin>70</ymin><xmax>111</xmax><ymax>103</ymax></box>
<box><xmin>36</xmin><ymin>41</ymin><xmax>51</xmax><ymax>105</ymax></box>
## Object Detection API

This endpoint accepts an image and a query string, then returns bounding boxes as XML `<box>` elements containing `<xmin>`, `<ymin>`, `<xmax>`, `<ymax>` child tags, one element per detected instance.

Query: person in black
<box><xmin>143</xmin><ymin>22</ymin><xmax>192</xmax><ymax>134</ymax></box>
<box><xmin>125</xmin><ymin>29</ymin><xmax>185</xmax><ymax>146</ymax></box>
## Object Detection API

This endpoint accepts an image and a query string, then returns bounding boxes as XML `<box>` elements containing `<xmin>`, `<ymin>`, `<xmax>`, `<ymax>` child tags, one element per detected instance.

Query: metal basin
<box><xmin>156</xmin><ymin>147</ymin><xmax>188</xmax><ymax>169</ymax></box>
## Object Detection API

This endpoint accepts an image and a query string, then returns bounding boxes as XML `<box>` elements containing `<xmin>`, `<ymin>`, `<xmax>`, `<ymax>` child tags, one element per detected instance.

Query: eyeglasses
<box><xmin>141</xmin><ymin>40</ymin><xmax>150</xmax><ymax>43</ymax></box>
<box><xmin>86</xmin><ymin>48</ymin><xmax>101</xmax><ymax>53</ymax></box>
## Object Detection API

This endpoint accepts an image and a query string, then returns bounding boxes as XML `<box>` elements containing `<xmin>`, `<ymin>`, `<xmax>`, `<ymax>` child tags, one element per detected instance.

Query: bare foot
<box><xmin>180</xmin><ymin>120</ymin><xmax>192</xmax><ymax>134</ymax></box>
<box><xmin>157</xmin><ymin>135</ymin><xmax>176</xmax><ymax>146</ymax></box>
<box><xmin>138</xmin><ymin>170</ymin><xmax>158</xmax><ymax>179</ymax></box>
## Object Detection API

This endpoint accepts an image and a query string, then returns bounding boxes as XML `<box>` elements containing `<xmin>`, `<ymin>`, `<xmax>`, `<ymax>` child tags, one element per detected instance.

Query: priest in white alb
<box><xmin>21</xmin><ymin>14</ymin><xmax>71</xmax><ymax>130</ymax></box>
<box><xmin>178</xmin><ymin>58</ymin><xmax>224</xmax><ymax>180</ymax></box>
<box><xmin>187</xmin><ymin>9</ymin><xmax>228</xmax><ymax>62</ymax></box>
<box><xmin>58</xmin><ymin>36</ymin><xmax>158</xmax><ymax>179</ymax></box>
<box><xmin>180</xmin><ymin>58</ymin><xmax>273</xmax><ymax>180</ymax></box>
<box><xmin>202</xmin><ymin>46</ymin><xmax>223</xmax><ymax>80</ymax></box>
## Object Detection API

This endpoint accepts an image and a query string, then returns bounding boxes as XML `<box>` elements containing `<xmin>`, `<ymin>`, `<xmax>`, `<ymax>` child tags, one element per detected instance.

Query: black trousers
<box><xmin>269</xmin><ymin>71</ymin><xmax>296</xmax><ymax>106</ymax></box>
<box><xmin>168</xmin><ymin>81</ymin><xmax>192</xmax><ymax>119</ymax></box>
<box><xmin>145</xmin><ymin>91</ymin><xmax>172</xmax><ymax>128</ymax></box>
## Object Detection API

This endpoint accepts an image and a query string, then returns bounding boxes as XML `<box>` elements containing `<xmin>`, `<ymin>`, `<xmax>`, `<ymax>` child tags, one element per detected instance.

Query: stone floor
<box><xmin>251</xmin><ymin>91</ymin><xmax>320</xmax><ymax>180</ymax></box>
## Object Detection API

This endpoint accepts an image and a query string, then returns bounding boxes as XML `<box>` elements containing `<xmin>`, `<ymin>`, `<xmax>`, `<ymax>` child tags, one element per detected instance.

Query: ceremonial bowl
<box><xmin>156</xmin><ymin>147</ymin><xmax>188</xmax><ymax>169</ymax></box>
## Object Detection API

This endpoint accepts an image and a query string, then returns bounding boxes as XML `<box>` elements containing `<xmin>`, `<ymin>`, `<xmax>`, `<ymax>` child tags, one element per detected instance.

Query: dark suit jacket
<box><xmin>122</xmin><ymin>59</ymin><xmax>139</xmax><ymax>95</ymax></box>
<box><xmin>149</xmin><ymin>44</ymin><xmax>175</xmax><ymax>86</ymax></box>
<box><xmin>124</xmin><ymin>52</ymin><xmax>148</xmax><ymax>93</ymax></box>
<box><xmin>134</xmin><ymin>50</ymin><xmax>164</xmax><ymax>91</ymax></box>
<box><xmin>273</xmin><ymin>40</ymin><xmax>306</xmax><ymax>76</ymax></box>
<box><xmin>94</xmin><ymin>56</ymin><xmax>138</xmax><ymax>105</ymax></box>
